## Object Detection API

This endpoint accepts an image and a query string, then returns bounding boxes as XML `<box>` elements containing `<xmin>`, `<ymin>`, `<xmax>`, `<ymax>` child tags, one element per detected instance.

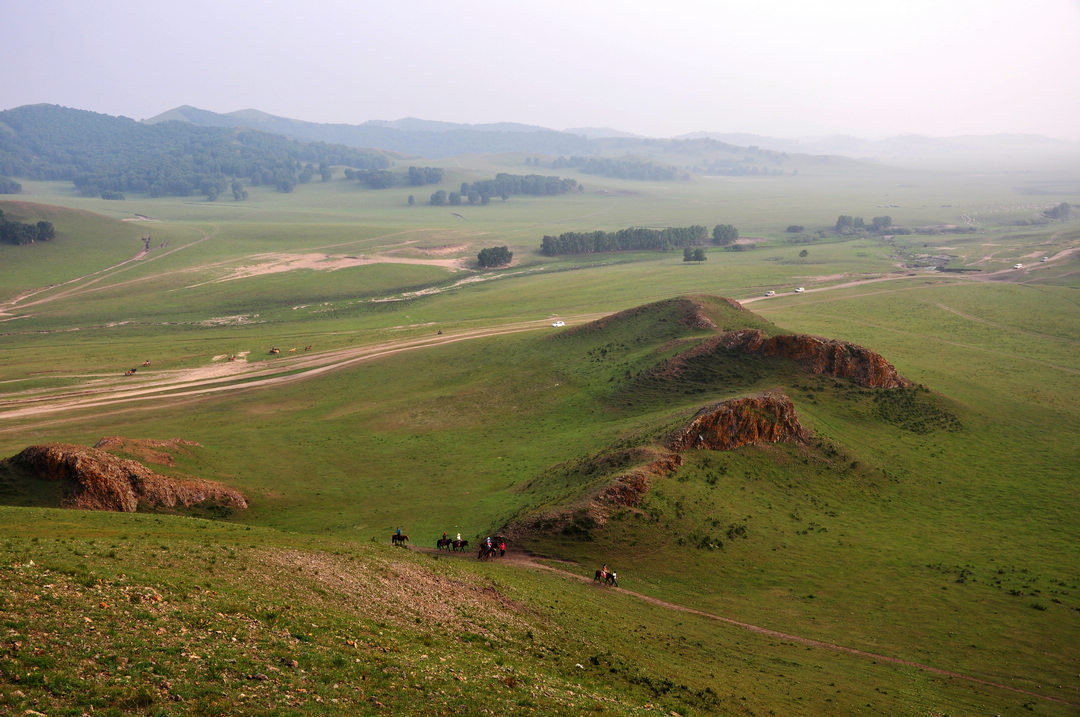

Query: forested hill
<box><xmin>0</xmin><ymin>104</ymin><xmax>391</xmax><ymax>199</ymax></box>
<box><xmin>147</xmin><ymin>106</ymin><xmax>594</xmax><ymax>158</ymax></box>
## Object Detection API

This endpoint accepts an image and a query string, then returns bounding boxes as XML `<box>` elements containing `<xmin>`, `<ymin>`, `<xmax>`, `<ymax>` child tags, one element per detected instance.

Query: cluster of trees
<box><xmin>463</xmin><ymin>173</ymin><xmax>580</xmax><ymax>199</ymax></box>
<box><xmin>0</xmin><ymin>177</ymin><xmax>20</xmax><ymax>194</ymax></box>
<box><xmin>699</xmin><ymin>160</ymin><xmax>784</xmax><ymax>176</ymax></box>
<box><xmin>835</xmin><ymin>215</ymin><xmax>894</xmax><ymax>234</ymax></box>
<box><xmin>408</xmin><ymin>166</ymin><xmax>444</xmax><ymax>186</ymax></box>
<box><xmin>712</xmin><ymin>224</ymin><xmax>738</xmax><ymax>245</ymax></box>
<box><xmin>540</xmin><ymin>225</ymin><xmax>709</xmax><ymax>256</ymax></box>
<box><xmin>345</xmin><ymin>166</ymin><xmax>444</xmax><ymax>190</ymax></box>
<box><xmin>551</xmin><ymin>156</ymin><xmax>681</xmax><ymax>181</ymax></box>
<box><xmin>0</xmin><ymin>209</ymin><xmax>54</xmax><ymax>245</ymax></box>
<box><xmin>432</xmin><ymin>173</ymin><xmax>580</xmax><ymax>206</ymax></box>
<box><xmin>477</xmin><ymin>246</ymin><xmax>513</xmax><ymax>267</ymax></box>
<box><xmin>683</xmin><ymin>247</ymin><xmax>707</xmax><ymax>262</ymax></box>
<box><xmin>345</xmin><ymin>168</ymin><xmax>394</xmax><ymax>188</ymax></box>
<box><xmin>0</xmin><ymin>105</ymin><xmax>388</xmax><ymax>200</ymax></box>
<box><xmin>1044</xmin><ymin>202</ymin><xmax>1070</xmax><ymax>220</ymax></box>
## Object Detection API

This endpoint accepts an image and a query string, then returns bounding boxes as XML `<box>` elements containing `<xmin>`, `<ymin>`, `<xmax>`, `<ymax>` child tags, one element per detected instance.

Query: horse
<box><xmin>436</xmin><ymin>537</ymin><xmax>452</xmax><ymax>551</ymax></box>
<box><xmin>477</xmin><ymin>543</ymin><xmax>497</xmax><ymax>560</ymax></box>
<box><xmin>391</xmin><ymin>533</ymin><xmax>409</xmax><ymax>546</ymax></box>
<box><xmin>594</xmin><ymin>570</ymin><xmax>619</xmax><ymax>587</ymax></box>
<box><xmin>451</xmin><ymin>539</ymin><xmax>469</xmax><ymax>552</ymax></box>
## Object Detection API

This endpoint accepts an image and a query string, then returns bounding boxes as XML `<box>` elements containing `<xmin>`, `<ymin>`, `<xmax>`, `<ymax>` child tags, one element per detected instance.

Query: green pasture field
<box><xmin>1</xmin><ymin>163</ymin><xmax>1078</xmax><ymax>714</ymax></box>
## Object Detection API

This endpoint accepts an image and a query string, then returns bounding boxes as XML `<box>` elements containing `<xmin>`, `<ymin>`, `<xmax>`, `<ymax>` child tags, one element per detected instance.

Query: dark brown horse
<box><xmin>477</xmin><ymin>543</ymin><xmax>498</xmax><ymax>560</ymax></box>
<box><xmin>391</xmin><ymin>533</ymin><xmax>409</xmax><ymax>546</ymax></box>
<box><xmin>594</xmin><ymin>570</ymin><xmax>618</xmax><ymax>587</ymax></box>
<box><xmin>451</xmin><ymin>539</ymin><xmax>469</xmax><ymax>552</ymax></box>
<box><xmin>436</xmin><ymin>537</ymin><xmax>452</xmax><ymax>550</ymax></box>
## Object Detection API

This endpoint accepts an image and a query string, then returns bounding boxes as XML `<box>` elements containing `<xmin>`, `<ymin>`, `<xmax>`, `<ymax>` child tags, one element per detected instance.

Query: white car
<box><xmin>764</xmin><ymin>290</ymin><xmax>775</xmax><ymax>297</ymax></box>
<box><xmin>551</xmin><ymin>320</ymin><xmax>565</xmax><ymax>327</ymax></box>
<box><xmin>1013</xmin><ymin>263</ymin><xmax>1023</xmax><ymax>269</ymax></box>
<box><xmin>794</xmin><ymin>287</ymin><xmax>805</xmax><ymax>293</ymax></box>
<box><xmin>1040</xmin><ymin>257</ymin><xmax>1048</xmax><ymax>262</ymax></box>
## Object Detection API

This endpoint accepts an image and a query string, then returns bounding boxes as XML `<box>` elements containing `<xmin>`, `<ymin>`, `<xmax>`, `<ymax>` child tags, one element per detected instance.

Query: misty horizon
<box><xmin>2</xmin><ymin>0</ymin><xmax>1078</xmax><ymax>142</ymax></box>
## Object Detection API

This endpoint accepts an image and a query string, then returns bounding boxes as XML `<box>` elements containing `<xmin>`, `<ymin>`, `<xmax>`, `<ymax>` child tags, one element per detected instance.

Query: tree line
<box><xmin>551</xmin><ymin>156</ymin><xmax>681</xmax><ymax>181</ymax></box>
<box><xmin>430</xmin><ymin>173</ymin><xmax>580</xmax><ymax>206</ymax></box>
<box><xmin>345</xmin><ymin>166</ymin><xmax>444</xmax><ymax>189</ymax></box>
<box><xmin>0</xmin><ymin>209</ymin><xmax>54</xmax><ymax>245</ymax></box>
<box><xmin>540</xmin><ymin>225</ymin><xmax>712</xmax><ymax>256</ymax></box>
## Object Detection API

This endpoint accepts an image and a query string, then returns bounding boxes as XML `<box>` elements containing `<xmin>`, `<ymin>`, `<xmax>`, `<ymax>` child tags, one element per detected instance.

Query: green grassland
<box><xmin>1</xmin><ymin>161</ymin><xmax>1078</xmax><ymax>715</ymax></box>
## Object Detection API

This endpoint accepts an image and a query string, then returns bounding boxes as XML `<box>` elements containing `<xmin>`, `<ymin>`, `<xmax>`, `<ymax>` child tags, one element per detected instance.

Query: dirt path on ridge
<box><xmin>412</xmin><ymin>546</ymin><xmax>1078</xmax><ymax>709</ymax></box>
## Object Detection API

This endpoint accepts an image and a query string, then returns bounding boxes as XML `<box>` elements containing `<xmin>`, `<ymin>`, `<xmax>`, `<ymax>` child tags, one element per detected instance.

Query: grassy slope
<box><xmin>1</xmin><ymin>169</ymin><xmax>1078</xmax><ymax>714</ymax></box>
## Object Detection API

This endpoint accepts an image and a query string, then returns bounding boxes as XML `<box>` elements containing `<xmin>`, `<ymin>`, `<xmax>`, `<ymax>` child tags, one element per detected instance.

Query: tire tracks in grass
<box><xmin>417</xmin><ymin>546</ymin><xmax>1079</xmax><ymax>709</ymax></box>
<box><xmin>0</xmin><ymin>313</ymin><xmax>611</xmax><ymax>426</ymax></box>
<box><xmin>2</xmin><ymin>224</ymin><xmax>222</xmax><ymax>314</ymax></box>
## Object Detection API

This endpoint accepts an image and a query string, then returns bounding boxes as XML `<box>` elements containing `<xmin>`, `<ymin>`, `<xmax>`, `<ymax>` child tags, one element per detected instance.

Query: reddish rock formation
<box><xmin>721</xmin><ymin>329</ymin><xmax>911</xmax><ymax>388</ymax></box>
<box><xmin>668</xmin><ymin>392</ymin><xmax>807</xmax><ymax>451</ymax></box>
<box><xmin>9</xmin><ymin>443</ymin><xmax>247</xmax><ymax>513</ymax></box>
<box><xmin>599</xmin><ymin>452</ymin><xmax>683</xmax><ymax>508</ymax></box>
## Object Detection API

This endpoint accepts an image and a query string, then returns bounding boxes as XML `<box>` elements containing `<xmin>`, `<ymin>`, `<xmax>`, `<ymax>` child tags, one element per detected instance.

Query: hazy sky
<box><xmin>3</xmin><ymin>0</ymin><xmax>1079</xmax><ymax>139</ymax></box>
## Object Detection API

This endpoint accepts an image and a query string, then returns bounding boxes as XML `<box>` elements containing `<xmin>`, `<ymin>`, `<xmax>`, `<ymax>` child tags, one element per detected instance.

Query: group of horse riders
<box><xmin>395</xmin><ymin>528</ymin><xmax>616</xmax><ymax>583</ymax></box>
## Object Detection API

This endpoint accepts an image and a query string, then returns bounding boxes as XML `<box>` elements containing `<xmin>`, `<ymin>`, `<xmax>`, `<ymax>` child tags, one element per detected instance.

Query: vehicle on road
<box><xmin>765</xmin><ymin>290</ymin><xmax>775</xmax><ymax>297</ymax></box>
<box><xmin>794</xmin><ymin>287</ymin><xmax>805</xmax><ymax>293</ymax></box>
<box><xmin>551</xmin><ymin>320</ymin><xmax>565</xmax><ymax>327</ymax></box>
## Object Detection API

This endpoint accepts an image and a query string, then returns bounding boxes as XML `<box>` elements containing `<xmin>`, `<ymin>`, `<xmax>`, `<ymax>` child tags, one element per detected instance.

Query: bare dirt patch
<box><xmin>189</xmin><ymin>252</ymin><xmax>467</xmax><ymax>286</ymax></box>
<box><xmin>93</xmin><ymin>436</ymin><xmax>202</xmax><ymax>466</ymax></box>
<box><xmin>414</xmin><ymin>243</ymin><xmax>470</xmax><ymax>256</ymax></box>
<box><xmin>255</xmin><ymin>548</ymin><xmax>536</xmax><ymax>636</ymax></box>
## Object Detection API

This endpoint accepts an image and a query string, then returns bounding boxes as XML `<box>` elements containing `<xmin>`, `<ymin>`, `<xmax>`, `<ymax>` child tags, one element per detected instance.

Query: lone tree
<box><xmin>477</xmin><ymin>246</ymin><xmax>513</xmax><ymax>268</ymax></box>
<box><xmin>683</xmin><ymin>247</ymin><xmax>707</xmax><ymax>262</ymax></box>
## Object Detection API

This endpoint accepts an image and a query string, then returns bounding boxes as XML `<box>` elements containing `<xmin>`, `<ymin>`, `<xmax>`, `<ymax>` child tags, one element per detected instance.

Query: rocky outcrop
<box><xmin>668</xmin><ymin>392</ymin><xmax>807</xmax><ymax>451</ymax></box>
<box><xmin>8</xmin><ymin>443</ymin><xmax>247</xmax><ymax>513</ymax></box>
<box><xmin>721</xmin><ymin>329</ymin><xmax>911</xmax><ymax>388</ymax></box>
<box><xmin>599</xmin><ymin>452</ymin><xmax>683</xmax><ymax>508</ymax></box>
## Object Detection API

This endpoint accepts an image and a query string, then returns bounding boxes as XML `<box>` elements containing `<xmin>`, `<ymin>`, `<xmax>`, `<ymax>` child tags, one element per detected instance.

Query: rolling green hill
<box><xmin>0</xmin><ymin>160</ymin><xmax>1078</xmax><ymax>714</ymax></box>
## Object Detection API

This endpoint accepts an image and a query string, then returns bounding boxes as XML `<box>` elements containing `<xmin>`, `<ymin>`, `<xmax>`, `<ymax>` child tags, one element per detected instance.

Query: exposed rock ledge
<box><xmin>667</xmin><ymin>391</ymin><xmax>808</xmax><ymax>452</ymax></box>
<box><xmin>8</xmin><ymin>443</ymin><xmax>247</xmax><ymax>513</ymax></box>
<box><xmin>720</xmin><ymin>329</ymin><xmax>911</xmax><ymax>388</ymax></box>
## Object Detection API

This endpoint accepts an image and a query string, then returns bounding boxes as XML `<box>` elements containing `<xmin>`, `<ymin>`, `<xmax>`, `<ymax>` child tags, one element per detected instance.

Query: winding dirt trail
<box><xmin>413</xmin><ymin>546</ymin><xmax>1078</xmax><ymax>709</ymax></box>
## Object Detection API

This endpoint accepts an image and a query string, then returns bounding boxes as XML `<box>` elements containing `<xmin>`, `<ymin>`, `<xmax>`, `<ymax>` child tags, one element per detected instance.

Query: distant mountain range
<box><xmin>676</xmin><ymin>131</ymin><xmax>1080</xmax><ymax>169</ymax></box>
<box><xmin>146</xmin><ymin>105</ymin><xmax>1080</xmax><ymax>168</ymax></box>
<box><xmin>145</xmin><ymin>106</ymin><xmax>593</xmax><ymax>158</ymax></box>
